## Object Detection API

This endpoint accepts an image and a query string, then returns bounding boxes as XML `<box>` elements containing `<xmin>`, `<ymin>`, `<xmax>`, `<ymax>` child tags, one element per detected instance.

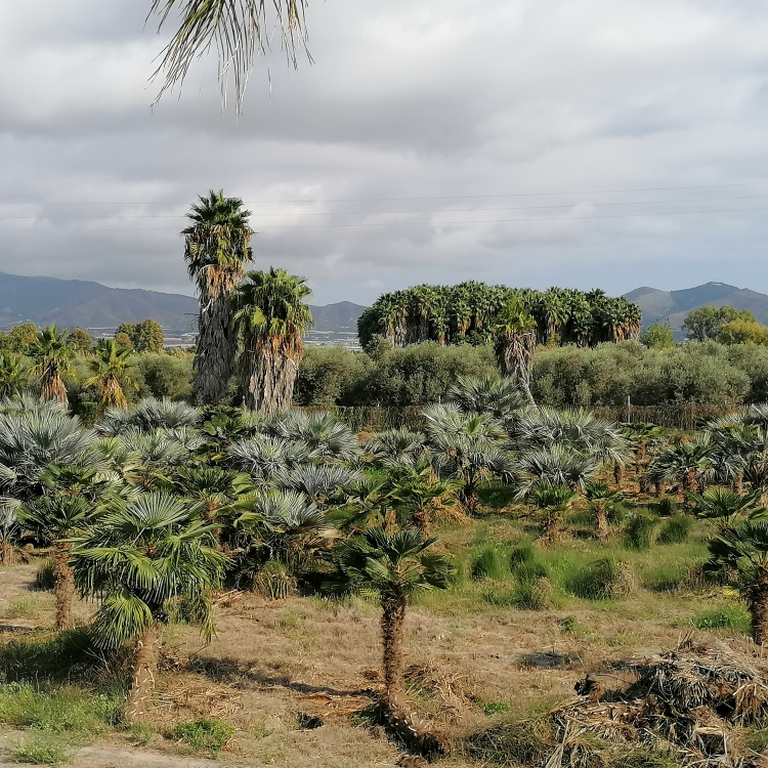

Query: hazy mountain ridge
<box><xmin>624</xmin><ymin>282</ymin><xmax>768</xmax><ymax>336</ymax></box>
<box><xmin>0</xmin><ymin>271</ymin><xmax>367</xmax><ymax>334</ymax></box>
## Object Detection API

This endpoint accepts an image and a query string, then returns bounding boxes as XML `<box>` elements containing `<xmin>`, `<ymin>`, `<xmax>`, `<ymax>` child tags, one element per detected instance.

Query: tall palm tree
<box><xmin>28</xmin><ymin>326</ymin><xmax>75</xmax><ymax>406</ymax></box>
<box><xmin>71</xmin><ymin>493</ymin><xmax>226</xmax><ymax>720</ymax></box>
<box><xmin>493</xmin><ymin>299</ymin><xmax>537</xmax><ymax>407</ymax></box>
<box><xmin>183</xmin><ymin>190</ymin><xmax>253</xmax><ymax>406</ymax></box>
<box><xmin>336</xmin><ymin>527</ymin><xmax>454</xmax><ymax>700</ymax></box>
<box><xmin>234</xmin><ymin>268</ymin><xmax>313</xmax><ymax>412</ymax></box>
<box><xmin>85</xmin><ymin>340</ymin><xmax>137</xmax><ymax>409</ymax></box>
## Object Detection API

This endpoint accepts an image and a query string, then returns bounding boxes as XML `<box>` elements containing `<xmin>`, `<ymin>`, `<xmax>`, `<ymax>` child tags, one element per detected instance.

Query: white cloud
<box><xmin>0</xmin><ymin>0</ymin><xmax>766</xmax><ymax>305</ymax></box>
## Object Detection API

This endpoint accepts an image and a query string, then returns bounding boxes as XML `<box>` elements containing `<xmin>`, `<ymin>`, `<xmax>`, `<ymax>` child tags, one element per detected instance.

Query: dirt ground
<box><xmin>0</xmin><ymin>560</ymin><xmax>736</xmax><ymax>767</ymax></box>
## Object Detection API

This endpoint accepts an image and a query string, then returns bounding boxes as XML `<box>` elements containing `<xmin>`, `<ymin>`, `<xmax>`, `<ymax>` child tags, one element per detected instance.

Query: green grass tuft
<box><xmin>470</xmin><ymin>545</ymin><xmax>509</xmax><ymax>581</ymax></box>
<box><xmin>171</xmin><ymin>717</ymin><xmax>235</xmax><ymax>756</ymax></box>
<box><xmin>12</xmin><ymin>733</ymin><xmax>69</xmax><ymax>765</ymax></box>
<box><xmin>692</xmin><ymin>605</ymin><xmax>750</xmax><ymax>633</ymax></box>
<box><xmin>623</xmin><ymin>511</ymin><xmax>659</xmax><ymax>550</ymax></box>
<box><xmin>657</xmin><ymin>514</ymin><xmax>694</xmax><ymax>545</ymax></box>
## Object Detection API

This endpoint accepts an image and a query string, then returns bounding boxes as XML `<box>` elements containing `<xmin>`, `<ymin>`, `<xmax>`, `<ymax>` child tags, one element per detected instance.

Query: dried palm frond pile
<box><xmin>467</xmin><ymin>634</ymin><xmax>768</xmax><ymax>767</ymax></box>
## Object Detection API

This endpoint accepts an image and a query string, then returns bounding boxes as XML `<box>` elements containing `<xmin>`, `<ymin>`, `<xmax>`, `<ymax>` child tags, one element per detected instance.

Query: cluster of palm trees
<box><xmin>183</xmin><ymin>191</ymin><xmax>313</xmax><ymax>412</ymax></box>
<box><xmin>0</xmin><ymin>327</ymin><xmax>142</xmax><ymax>411</ymax></box>
<box><xmin>10</xmin><ymin>370</ymin><xmax>768</xmax><ymax>738</ymax></box>
<box><xmin>357</xmin><ymin>282</ymin><xmax>642</xmax><ymax>351</ymax></box>
<box><xmin>0</xmin><ymin>375</ymin><xmax>640</xmax><ymax>726</ymax></box>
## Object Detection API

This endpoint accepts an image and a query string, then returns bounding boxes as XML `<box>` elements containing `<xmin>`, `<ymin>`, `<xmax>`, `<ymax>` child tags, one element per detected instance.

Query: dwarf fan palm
<box><xmin>71</xmin><ymin>493</ymin><xmax>226</xmax><ymax>720</ymax></box>
<box><xmin>335</xmin><ymin>527</ymin><xmax>454</xmax><ymax>700</ymax></box>
<box><xmin>19</xmin><ymin>495</ymin><xmax>100</xmax><ymax>630</ymax></box>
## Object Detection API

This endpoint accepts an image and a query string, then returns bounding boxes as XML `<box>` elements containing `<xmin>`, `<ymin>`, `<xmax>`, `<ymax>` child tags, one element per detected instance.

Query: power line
<box><xmin>0</xmin><ymin>180</ymin><xmax>766</xmax><ymax>207</ymax></box>
<box><xmin>1</xmin><ymin>205</ymin><xmax>768</xmax><ymax>231</ymax></box>
<box><xmin>2</xmin><ymin>194</ymin><xmax>768</xmax><ymax>219</ymax></box>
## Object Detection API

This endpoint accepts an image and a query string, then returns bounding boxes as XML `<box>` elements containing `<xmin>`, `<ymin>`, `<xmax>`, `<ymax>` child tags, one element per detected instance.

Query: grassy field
<box><xmin>0</xmin><ymin>480</ymin><xmax>757</xmax><ymax>767</ymax></box>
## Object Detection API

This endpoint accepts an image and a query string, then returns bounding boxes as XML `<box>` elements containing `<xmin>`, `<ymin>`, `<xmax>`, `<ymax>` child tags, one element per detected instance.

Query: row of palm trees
<box><xmin>357</xmin><ymin>282</ymin><xmax>642</xmax><ymax>350</ymax></box>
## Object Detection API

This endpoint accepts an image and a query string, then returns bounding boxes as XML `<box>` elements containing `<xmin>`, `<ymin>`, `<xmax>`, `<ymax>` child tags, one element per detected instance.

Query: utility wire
<box><xmin>2</xmin><ymin>205</ymin><xmax>768</xmax><ymax>231</ymax></box>
<box><xmin>0</xmin><ymin>180</ymin><xmax>766</xmax><ymax>206</ymax></box>
<box><xmin>2</xmin><ymin>194</ymin><xmax>768</xmax><ymax>219</ymax></box>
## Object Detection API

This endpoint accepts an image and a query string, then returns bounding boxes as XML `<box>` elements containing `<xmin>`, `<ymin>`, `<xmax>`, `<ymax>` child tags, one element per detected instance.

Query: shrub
<box><xmin>623</xmin><ymin>512</ymin><xmax>659</xmax><ymax>550</ymax></box>
<box><xmin>654</xmin><ymin>497</ymin><xmax>678</xmax><ymax>517</ymax></box>
<box><xmin>470</xmin><ymin>545</ymin><xmax>509</xmax><ymax>581</ymax></box>
<box><xmin>569</xmin><ymin>558</ymin><xmax>637</xmax><ymax>600</ymax></box>
<box><xmin>171</xmin><ymin>718</ymin><xmax>234</xmax><ymax>756</ymax></box>
<box><xmin>657</xmin><ymin>514</ymin><xmax>694</xmax><ymax>544</ymax></box>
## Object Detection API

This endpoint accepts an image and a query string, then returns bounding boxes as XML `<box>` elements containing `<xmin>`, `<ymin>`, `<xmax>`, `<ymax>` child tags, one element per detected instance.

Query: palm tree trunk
<box><xmin>380</xmin><ymin>593</ymin><xmax>407</xmax><ymax>699</ymax></box>
<box><xmin>0</xmin><ymin>539</ymin><xmax>13</xmax><ymax>565</ymax></box>
<box><xmin>542</xmin><ymin>512</ymin><xmax>559</xmax><ymax>545</ymax></box>
<box><xmin>613</xmin><ymin>463</ymin><xmax>623</xmax><ymax>486</ymax></box>
<box><xmin>683</xmin><ymin>468</ymin><xmax>696</xmax><ymax>493</ymax></box>
<box><xmin>412</xmin><ymin>507</ymin><xmax>431</xmax><ymax>538</ymax></box>
<box><xmin>593</xmin><ymin>503</ymin><xmax>609</xmax><ymax>540</ymax></box>
<box><xmin>125</xmin><ymin>621</ymin><xmax>162</xmax><ymax>721</ymax></box>
<box><xmin>52</xmin><ymin>542</ymin><xmax>75</xmax><ymax>632</ymax></box>
<box><xmin>194</xmin><ymin>268</ymin><xmax>241</xmax><ymax>406</ymax></box>
<box><xmin>749</xmin><ymin>571</ymin><xmax>768</xmax><ymax>645</ymax></box>
<box><xmin>40</xmin><ymin>373</ymin><xmax>68</xmax><ymax>406</ymax></box>
<box><xmin>732</xmin><ymin>469</ymin><xmax>744</xmax><ymax>495</ymax></box>
<box><xmin>242</xmin><ymin>344</ymin><xmax>299</xmax><ymax>412</ymax></box>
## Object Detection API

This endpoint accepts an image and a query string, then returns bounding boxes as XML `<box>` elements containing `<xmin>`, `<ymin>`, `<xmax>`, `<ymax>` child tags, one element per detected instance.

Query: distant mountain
<box><xmin>0</xmin><ymin>271</ymin><xmax>368</xmax><ymax>335</ymax></box>
<box><xmin>625</xmin><ymin>282</ymin><xmax>768</xmax><ymax>337</ymax></box>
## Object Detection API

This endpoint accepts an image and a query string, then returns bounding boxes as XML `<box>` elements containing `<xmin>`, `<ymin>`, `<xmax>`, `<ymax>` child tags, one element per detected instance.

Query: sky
<box><xmin>1</xmin><ymin>0</ymin><xmax>767</xmax><ymax>306</ymax></box>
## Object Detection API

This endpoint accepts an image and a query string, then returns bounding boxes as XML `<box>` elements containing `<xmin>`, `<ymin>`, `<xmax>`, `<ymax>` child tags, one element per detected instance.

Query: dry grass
<box><xmin>0</xmin><ymin>503</ymin><xmax>755</xmax><ymax>767</ymax></box>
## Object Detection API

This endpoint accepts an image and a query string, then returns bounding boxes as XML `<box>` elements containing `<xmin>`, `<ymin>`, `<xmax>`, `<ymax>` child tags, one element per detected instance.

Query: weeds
<box><xmin>5</xmin><ymin>596</ymin><xmax>46</xmax><ymax>620</ymax></box>
<box><xmin>470</xmin><ymin>545</ymin><xmax>509</xmax><ymax>581</ymax></box>
<box><xmin>657</xmin><ymin>514</ymin><xmax>693</xmax><ymax>544</ymax></box>
<box><xmin>692</xmin><ymin>605</ymin><xmax>750</xmax><ymax>632</ymax></box>
<box><xmin>171</xmin><ymin>717</ymin><xmax>235</xmax><ymax>756</ymax></box>
<box><xmin>12</xmin><ymin>733</ymin><xmax>68</xmax><ymax>765</ymax></box>
<box><xmin>623</xmin><ymin>511</ymin><xmax>659</xmax><ymax>550</ymax></box>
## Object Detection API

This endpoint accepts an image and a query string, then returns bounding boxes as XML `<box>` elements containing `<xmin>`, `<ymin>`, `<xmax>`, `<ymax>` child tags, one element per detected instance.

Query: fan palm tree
<box><xmin>183</xmin><ymin>190</ymin><xmax>253</xmax><ymax>406</ymax></box>
<box><xmin>493</xmin><ymin>299</ymin><xmax>537</xmax><ymax>407</ymax></box>
<box><xmin>28</xmin><ymin>326</ymin><xmax>75</xmax><ymax>406</ymax></box>
<box><xmin>689</xmin><ymin>487</ymin><xmax>764</xmax><ymax>531</ymax></box>
<box><xmin>447</xmin><ymin>375</ymin><xmax>528</xmax><ymax>421</ymax></box>
<box><xmin>389</xmin><ymin>461</ymin><xmax>456</xmax><ymax>537</ymax></box>
<box><xmin>335</xmin><ymin>527</ymin><xmax>454</xmax><ymax>700</ymax></box>
<box><xmin>0</xmin><ymin>352</ymin><xmax>31</xmax><ymax>399</ymax></box>
<box><xmin>0</xmin><ymin>496</ymin><xmax>22</xmax><ymax>565</ymax></box>
<box><xmin>265</xmin><ymin>410</ymin><xmax>360</xmax><ymax>461</ymax></box>
<box><xmin>234</xmin><ymin>268</ymin><xmax>313</xmax><ymax>412</ymax></box>
<box><xmin>18</xmin><ymin>495</ymin><xmax>100</xmax><ymax>631</ymax></box>
<box><xmin>706</xmin><ymin>521</ymin><xmax>768</xmax><ymax>644</ymax></box>
<box><xmin>515</xmin><ymin>444</ymin><xmax>599</xmax><ymax>497</ymax></box>
<box><xmin>71</xmin><ymin>493</ymin><xmax>227</xmax><ymax>720</ymax></box>
<box><xmin>584</xmin><ymin>481</ymin><xmax>619</xmax><ymax>540</ymax></box>
<box><xmin>529</xmin><ymin>482</ymin><xmax>578</xmax><ymax>544</ymax></box>
<box><xmin>423</xmin><ymin>405</ymin><xmax>513</xmax><ymax>515</ymax></box>
<box><xmin>85</xmin><ymin>340</ymin><xmax>137</xmax><ymax>409</ymax></box>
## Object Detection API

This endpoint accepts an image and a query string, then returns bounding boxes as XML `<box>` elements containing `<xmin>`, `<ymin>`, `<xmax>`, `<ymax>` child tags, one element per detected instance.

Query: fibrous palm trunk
<box><xmin>592</xmin><ymin>503</ymin><xmax>609</xmax><ymax>540</ymax></box>
<box><xmin>380</xmin><ymin>592</ymin><xmax>407</xmax><ymax>699</ymax></box>
<box><xmin>125</xmin><ymin>621</ymin><xmax>162</xmax><ymax>721</ymax></box>
<box><xmin>749</xmin><ymin>571</ymin><xmax>768</xmax><ymax>646</ymax></box>
<box><xmin>613</xmin><ymin>463</ymin><xmax>624</xmax><ymax>486</ymax></box>
<box><xmin>412</xmin><ymin>507</ymin><xmax>431</xmax><ymax>538</ymax></box>
<box><xmin>194</xmin><ymin>267</ymin><xmax>241</xmax><ymax>405</ymax></box>
<box><xmin>0</xmin><ymin>538</ymin><xmax>13</xmax><ymax>565</ymax></box>
<box><xmin>541</xmin><ymin>512</ymin><xmax>559</xmax><ymax>545</ymax></box>
<box><xmin>52</xmin><ymin>542</ymin><xmax>75</xmax><ymax>632</ymax></box>
<box><xmin>241</xmin><ymin>343</ymin><xmax>299</xmax><ymax>412</ymax></box>
<box><xmin>101</xmin><ymin>375</ymin><xmax>126</xmax><ymax>409</ymax></box>
<box><xmin>495</xmin><ymin>330</ymin><xmax>536</xmax><ymax>407</ymax></box>
<box><xmin>40</xmin><ymin>373</ymin><xmax>68</xmax><ymax>406</ymax></box>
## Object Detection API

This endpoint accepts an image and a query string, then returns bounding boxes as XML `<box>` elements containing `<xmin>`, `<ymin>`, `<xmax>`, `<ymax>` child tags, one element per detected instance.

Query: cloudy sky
<box><xmin>1</xmin><ymin>0</ymin><xmax>767</xmax><ymax>305</ymax></box>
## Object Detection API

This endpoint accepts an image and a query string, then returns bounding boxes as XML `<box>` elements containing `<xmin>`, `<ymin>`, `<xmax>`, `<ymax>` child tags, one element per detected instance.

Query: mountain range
<box><xmin>0</xmin><ymin>271</ymin><xmax>367</xmax><ymax>334</ymax></box>
<box><xmin>623</xmin><ymin>282</ymin><xmax>768</xmax><ymax>337</ymax></box>
<box><xmin>0</xmin><ymin>271</ymin><xmax>764</xmax><ymax>341</ymax></box>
